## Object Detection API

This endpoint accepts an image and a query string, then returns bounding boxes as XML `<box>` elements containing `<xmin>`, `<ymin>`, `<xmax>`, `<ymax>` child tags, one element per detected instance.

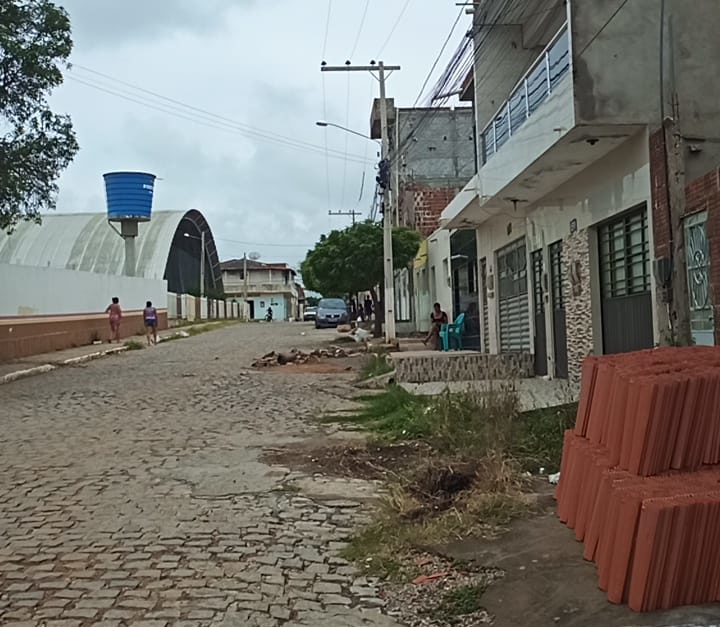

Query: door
<box><xmin>497</xmin><ymin>239</ymin><xmax>530</xmax><ymax>352</ymax></box>
<box><xmin>599</xmin><ymin>206</ymin><xmax>654</xmax><ymax>354</ymax></box>
<box><xmin>531</xmin><ymin>250</ymin><xmax>547</xmax><ymax>375</ymax></box>
<box><xmin>550</xmin><ymin>240</ymin><xmax>568</xmax><ymax>378</ymax></box>
<box><xmin>480</xmin><ymin>258</ymin><xmax>489</xmax><ymax>352</ymax></box>
<box><xmin>685</xmin><ymin>211</ymin><xmax>715</xmax><ymax>345</ymax></box>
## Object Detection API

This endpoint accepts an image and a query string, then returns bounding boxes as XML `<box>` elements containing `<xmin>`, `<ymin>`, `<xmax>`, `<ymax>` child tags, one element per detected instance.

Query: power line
<box><xmin>66</xmin><ymin>73</ymin><xmax>374</xmax><ymax>165</ymax></box>
<box><xmin>322</xmin><ymin>0</ymin><xmax>333</xmax><ymax>59</ymax></box>
<box><xmin>215</xmin><ymin>236</ymin><xmax>313</xmax><ymax>249</ymax></box>
<box><xmin>377</xmin><ymin>0</ymin><xmax>414</xmax><ymax>57</ymax></box>
<box><xmin>576</xmin><ymin>0</ymin><xmax>630</xmax><ymax>57</ymax></box>
<box><xmin>350</xmin><ymin>0</ymin><xmax>371</xmax><ymax>58</ymax></box>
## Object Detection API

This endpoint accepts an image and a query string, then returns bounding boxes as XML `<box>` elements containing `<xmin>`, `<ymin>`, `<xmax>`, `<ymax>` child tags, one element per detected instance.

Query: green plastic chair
<box><xmin>439</xmin><ymin>312</ymin><xmax>465</xmax><ymax>351</ymax></box>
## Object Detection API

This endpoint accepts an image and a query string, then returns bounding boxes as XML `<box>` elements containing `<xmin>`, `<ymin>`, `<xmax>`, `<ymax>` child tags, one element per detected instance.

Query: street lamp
<box><xmin>315</xmin><ymin>120</ymin><xmax>378</xmax><ymax>142</ymax></box>
<box><xmin>183</xmin><ymin>231</ymin><xmax>205</xmax><ymax>299</ymax></box>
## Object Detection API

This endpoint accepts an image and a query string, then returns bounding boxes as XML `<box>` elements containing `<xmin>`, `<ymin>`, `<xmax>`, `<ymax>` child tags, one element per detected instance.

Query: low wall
<box><xmin>389</xmin><ymin>350</ymin><xmax>534</xmax><ymax>383</ymax></box>
<box><xmin>0</xmin><ymin>310</ymin><xmax>169</xmax><ymax>362</ymax></box>
<box><xmin>0</xmin><ymin>262</ymin><xmax>167</xmax><ymax>316</ymax></box>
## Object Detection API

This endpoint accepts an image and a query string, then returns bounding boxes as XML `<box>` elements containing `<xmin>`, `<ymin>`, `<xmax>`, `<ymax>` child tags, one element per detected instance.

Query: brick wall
<box><xmin>650</xmin><ymin>128</ymin><xmax>720</xmax><ymax>342</ymax></box>
<box><xmin>402</xmin><ymin>184</ymin><xmax>461</xmax><ymax>237</ymax></box>
<box><xmin>0</xmin><ymin>311</ymin><xmax>168</xmax><ymax>362</ymax></box>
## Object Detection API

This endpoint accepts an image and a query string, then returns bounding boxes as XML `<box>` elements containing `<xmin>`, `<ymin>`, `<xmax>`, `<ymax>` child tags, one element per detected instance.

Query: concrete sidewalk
<box><xmin>0</xmin><ymin>326</ymin><xmax>198</xmax><ymax>384</ymax></box>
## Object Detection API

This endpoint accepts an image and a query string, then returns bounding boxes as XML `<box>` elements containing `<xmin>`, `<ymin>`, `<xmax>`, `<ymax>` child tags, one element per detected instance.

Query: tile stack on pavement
<box><xmin>556</xmin><ymin>347</ymin><xmax>720</xmax><ymax>612</ymax></box>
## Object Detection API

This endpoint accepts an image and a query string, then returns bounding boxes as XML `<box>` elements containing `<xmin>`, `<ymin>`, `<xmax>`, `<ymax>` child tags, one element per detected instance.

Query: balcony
<box><xmin>442</xmin><ymin>23</ymin><xmax>645</xmax><ymax>229</ymax></box>
<box><xmin>480</xmin><ymin>26</ymin><xmax>571</xmax><ymax>165</ymax></box>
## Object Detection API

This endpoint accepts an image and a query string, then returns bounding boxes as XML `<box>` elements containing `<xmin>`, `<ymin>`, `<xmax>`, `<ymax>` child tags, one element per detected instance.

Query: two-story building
<box><xmin>440</xmin><ymin>0</ymin><xmax>720</xmax><ymax>383</ymax></box>
<box><xmin>221</xmin><ymin>259</ymin><xmax>300</xmax><ymax>321</ymax></box>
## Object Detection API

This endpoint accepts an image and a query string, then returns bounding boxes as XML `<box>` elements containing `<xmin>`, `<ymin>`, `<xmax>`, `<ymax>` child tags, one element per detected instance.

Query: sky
<box><xmin>51</xmin><ymin>0</ymin><xmax>470</xmax><ymax>270</ymax></box>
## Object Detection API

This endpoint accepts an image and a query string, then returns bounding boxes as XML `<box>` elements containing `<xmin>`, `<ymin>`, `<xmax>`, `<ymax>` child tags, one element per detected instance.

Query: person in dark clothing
<box><xmin>423</xmin><ymin>302</ymin><xmax>448</xmax><ymax>350</ymax></box>
<box><xmin>364</xmin><ymin>295</ymin><xmax>373</xmax><ymax>320</ymax></box>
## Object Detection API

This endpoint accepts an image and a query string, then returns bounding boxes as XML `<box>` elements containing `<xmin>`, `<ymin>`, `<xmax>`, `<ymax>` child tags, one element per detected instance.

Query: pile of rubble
<box><xmin>251</xmin><ymin>345</ymin><xmax>364</xmax><ymax>368</ymax></box>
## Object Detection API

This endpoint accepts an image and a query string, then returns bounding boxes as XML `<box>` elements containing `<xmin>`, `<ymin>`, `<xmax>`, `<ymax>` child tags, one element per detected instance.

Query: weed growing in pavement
<box><xmin>123</xmin><ymin>340</ymin><xmax>145</xmax><ymax>351</ymax></box>
<box><xmin>433</xmin><ymin>584</ymin><xmax>486</xmax><ymax>620</ymax></box>
<box><xmin>360</xmin><ymin>353</ymin><xmax>394</xmax><ymax>380</ymax></box>
<box><xmin>339</xmin><ymin>385</ymin><xmax>572</xmax><ymax>580</ymax></box>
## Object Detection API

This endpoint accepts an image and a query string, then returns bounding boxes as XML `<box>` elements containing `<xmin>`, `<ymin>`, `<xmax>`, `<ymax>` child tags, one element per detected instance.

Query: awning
<box><xmin>413</xmin><ymin>239</ymin><xmax>428</xmax><ymax>270</ymax></box>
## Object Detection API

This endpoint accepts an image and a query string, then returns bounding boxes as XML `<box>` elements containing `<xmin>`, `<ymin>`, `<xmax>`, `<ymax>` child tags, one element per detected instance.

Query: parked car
<box><xmin>315</xmin><ymin>298</ymin><xmax>349</xmax><ymax>329</ymax></box>
<box><xmin>303</xmin><ymin>306</ymin><xmax>317</xmax><ymax>322</ymax></box>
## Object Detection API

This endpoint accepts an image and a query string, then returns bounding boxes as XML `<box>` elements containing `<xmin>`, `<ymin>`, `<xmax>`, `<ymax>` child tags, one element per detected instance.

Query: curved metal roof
<box><xmin>0</xmin><ymin>210</ymin><xmax>223</xmax><ymax>295</ymax></box>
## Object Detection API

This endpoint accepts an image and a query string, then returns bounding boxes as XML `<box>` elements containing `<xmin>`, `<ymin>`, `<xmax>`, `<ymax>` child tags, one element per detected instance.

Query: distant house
<box><xmin>221</xmin><ymin>259</ymin><xmax>300</xmax><ymax>321</ymax></box>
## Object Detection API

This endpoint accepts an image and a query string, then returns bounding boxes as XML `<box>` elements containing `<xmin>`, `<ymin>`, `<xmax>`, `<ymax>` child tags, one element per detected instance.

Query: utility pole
<box><xmin>243</xmin><ymin>252</ymin><xmax>248</xmax><ymax>320</ymax></box>
<box><xmin>328</xmin><ymin>209</ymin><xmax>362</xmax><ymax>225</ymax></box>
<box><xmin>321</xmin><ymin>61</ymin><xmax>400</xmax><ymax>343</ymax></box>
<box><xmin>200</xmin><ymin>230</ymin><xmax>206</xmax><ymax>299</ymax></box>
<box><xmin>664</xmin><ymin>102</ymin><xmax>692</xmax><ymax>345</ymax></box>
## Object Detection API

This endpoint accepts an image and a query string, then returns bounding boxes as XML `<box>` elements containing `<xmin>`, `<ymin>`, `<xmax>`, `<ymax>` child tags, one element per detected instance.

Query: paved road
<box><xmin>0</xmin><ymin>323</ymin><xmax>400</xmax><ymax>627</ymax></box>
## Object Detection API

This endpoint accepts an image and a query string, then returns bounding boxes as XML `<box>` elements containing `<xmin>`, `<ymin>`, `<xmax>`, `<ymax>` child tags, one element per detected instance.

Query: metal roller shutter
<box><xmin>497</xmin><ymin>238</ymin><xmax>530</xmax><ymax>352</ymax></box>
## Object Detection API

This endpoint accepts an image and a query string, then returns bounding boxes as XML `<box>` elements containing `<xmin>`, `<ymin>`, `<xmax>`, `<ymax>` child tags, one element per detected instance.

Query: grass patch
<box><xmin>433</xmin><ymin>584</ymin><xmax>485</xmax><ymax>620</ymax></box>
<box><xmin>360</xmin><ymin>353</ymin><xmax>394</xmax><ymax>380</ymax></box>
<box><xmin>338</xmin><ymin>386</ymin><xmax>574</xmax><ymax>581</ymax></box>
<box><xmin>124</xmin><ymin>340</ymin><xmax>145</xmax><ymax>351</ymax></box>
<box><xmin>512</xmin><ymin>403</ymin><xmax>577</xmax><ymax>473</ymax></box>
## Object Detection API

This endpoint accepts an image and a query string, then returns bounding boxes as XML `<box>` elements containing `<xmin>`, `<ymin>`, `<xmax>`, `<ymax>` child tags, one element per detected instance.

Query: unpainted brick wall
<box><xmin>403</xmin><ymin>185</ymin><xmax>461</xmax><ymax>237</ymax></box>
<box><xmin>649</xmin><ymin>128</ymin><xmax>720</xmax><ymax>341</ymax></box>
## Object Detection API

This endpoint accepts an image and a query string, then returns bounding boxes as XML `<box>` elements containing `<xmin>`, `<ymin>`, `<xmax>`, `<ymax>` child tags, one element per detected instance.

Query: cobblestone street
<box><xmin>0</xmin><ymin>324</ymin><xmax>401</xmax><ymax>627</ymax></box>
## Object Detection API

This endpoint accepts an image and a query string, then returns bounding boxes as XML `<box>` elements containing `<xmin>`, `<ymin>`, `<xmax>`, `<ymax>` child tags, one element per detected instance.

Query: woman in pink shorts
<box><xmin>105</xmin><ymin>297</ymin><xmax>122</xmax><ymax>343</ymax></box>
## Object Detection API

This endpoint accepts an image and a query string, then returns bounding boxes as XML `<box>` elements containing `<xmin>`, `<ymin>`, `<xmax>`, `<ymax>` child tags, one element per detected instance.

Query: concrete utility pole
<box><xmin>321</xmin><ymin>61</ymin><xmax>401</xmax><ymax>343</ymax></box>
<box><xmin>243</xmin><ymin>253</ymin><xmax>248</xmax><ymax>319</ymax></box>
<box><xmin>664</xmin><ymin>105</ymin><xmax>692</xmax><ymax>345</ymax></box>
<box><xmin>328</xmin><ymin>210</ymin><xmax>362</xmax><ymax>225</ymax></box>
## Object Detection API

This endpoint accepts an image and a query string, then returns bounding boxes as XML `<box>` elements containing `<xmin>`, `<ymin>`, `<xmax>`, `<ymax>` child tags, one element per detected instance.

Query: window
<box><xmin>599</xmin><ymin>207</ymin><xmax>650</xmax><ymax>298</ymax></box>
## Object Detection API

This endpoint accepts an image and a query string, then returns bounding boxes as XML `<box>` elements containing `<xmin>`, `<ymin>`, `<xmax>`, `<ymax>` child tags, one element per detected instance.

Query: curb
<box><xmin>60</xmin><ymin>345</ymin><xmax>128</xmax><ymax>366</ymax></box>
<box><xmin>1</xmin><ymin>345</ymin><xmax>129</xmax><ymax>386</ymax></box>
<box><xmin>0</xmin><ymin>364</ymin><xmax>57</xmax><ymax>385</ymax></box>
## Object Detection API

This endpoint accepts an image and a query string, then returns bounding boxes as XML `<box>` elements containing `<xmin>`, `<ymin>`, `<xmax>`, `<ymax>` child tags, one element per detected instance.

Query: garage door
<box><xmin>497</xmin><ymin>239</ymin><xmax>530</xmax><ymax>352</ymax></box>
<box><xmin>599</xmin><ymin>206</ymin><xmax>654</xmax><ymax>354</ymax></box>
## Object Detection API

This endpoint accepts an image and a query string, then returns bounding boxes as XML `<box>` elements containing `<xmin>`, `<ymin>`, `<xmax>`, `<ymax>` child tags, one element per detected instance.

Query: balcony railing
<box><xmin>481</xmin><ymin>25</ymin><xmax>571</xmax><ymax>164</ymax></box>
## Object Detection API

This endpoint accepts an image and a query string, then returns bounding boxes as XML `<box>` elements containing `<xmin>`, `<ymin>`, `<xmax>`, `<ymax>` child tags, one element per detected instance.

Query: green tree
<box><xmin>301</xmin><ymin>221</ymin><xmax>421</xmax><ymax>335</ymax></box>
<box><xmin>0</xmin><ymin>0</ymin><xmax>78</xmax><ymax>232</ymax></box>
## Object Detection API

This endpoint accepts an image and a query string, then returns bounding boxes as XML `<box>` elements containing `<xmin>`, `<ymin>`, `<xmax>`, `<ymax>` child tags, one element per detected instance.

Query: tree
<box><xmin>301</xmin><ymin>221</ymin><xmax>421</xmax><ymax>335</ymax></box>
<box><xmin>0</xmin><ymin>0</ymin><xmax>79</xmax><ymax>232</ymax></box>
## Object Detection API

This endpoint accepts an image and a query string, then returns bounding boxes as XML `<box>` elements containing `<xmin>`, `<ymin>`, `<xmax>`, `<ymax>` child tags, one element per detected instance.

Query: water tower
<box><xmin>103</xmin><ymin>172</ymin><xmax>156</xmax><ymax>276</ymax></box>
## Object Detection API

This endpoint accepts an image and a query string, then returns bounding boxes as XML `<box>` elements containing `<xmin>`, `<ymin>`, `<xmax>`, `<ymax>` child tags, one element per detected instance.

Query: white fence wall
<box><xmin>0</xmin><ymin>263</ymin><xmax>167</xmax><ymax>317</ymax></box>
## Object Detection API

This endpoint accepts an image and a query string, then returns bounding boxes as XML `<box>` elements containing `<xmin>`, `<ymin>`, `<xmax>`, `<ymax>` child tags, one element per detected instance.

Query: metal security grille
<box><xmin>531</xmin><ymin>249</ymin><xmax>547</xmax><ymax>375</ymax></box>
<box><xmin>600</xmin><ymin>209</ymin><xmax>650</xmax><ymax>298</ymax></box>
<box><xmin>480</xmin><ymin>258</ymin><xmax>489</xmax><ymax>352</ymax></box>
<box><xmin>599</xmin><ymin>206</ymin><xmax>654</xmax><ymax>354</ymax></box>
<box><xmin>497</xmin><ymin>239</ymin><xmax>530</xmax><ymax>352</ymax></box>
<box><xmin>549</xmin><ymin>240</ymin><xmax>568</xmax><ymax>378</ymax></box>
<box><xmin>685</xmin><ymin>211</ymin><xmax>715</xmax><ymax>345</ymax></box>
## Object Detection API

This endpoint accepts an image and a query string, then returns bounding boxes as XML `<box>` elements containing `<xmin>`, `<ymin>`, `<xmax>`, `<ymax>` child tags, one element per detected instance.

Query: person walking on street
<box><xmin>105</xmin><ymin>297</ymin><xmax>122</xmax><ymax>343</ymax></box>
<box><xmin>364</xmin><ymin>295</ymin><xmax>373</xmax><ymax>321</ymax></box>
<box><xmin>143</xmin><ymin>301</ymin><xmax>159</xmax><ymax>346</ymax></box>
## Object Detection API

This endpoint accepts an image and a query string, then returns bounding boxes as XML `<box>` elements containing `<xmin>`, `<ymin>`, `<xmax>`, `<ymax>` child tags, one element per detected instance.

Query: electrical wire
<box><xmin>216</xmin><ymin>236</ymin><xmax>314</xmax><ymax>249</ymax></box>
<box><xmin>322</xmin><ymin>0</ymin><xmax>333</xmax><ymax>60</ymax></box>
<box><xmin>376</xmin><ymin>0</ymin><xmax>414</xmax><ymax>57</ymax></box>
<box><xmin>66</xmin><ymin>73</ymin><xmax>374</xmax><ymax>165</ymax></box>
<box><xmin>349</xmin><ymin>0</ymin><xmax>371</xmax><ymax>59</ymax></box>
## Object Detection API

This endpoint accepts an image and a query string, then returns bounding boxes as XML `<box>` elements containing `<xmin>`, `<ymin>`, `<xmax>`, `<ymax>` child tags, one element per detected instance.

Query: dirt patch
<box><xmin>436</xmin><ymin>487</ymin><xmax>720</xmax><ymax>627</ymax></box>
<box><xmin>260</xmin><ymin>360</ymin><xmax>356</xmax><ymax>374</ymax></box>
<box><xmin>263</xmin><ymin>440</ymin><xmax>432</xmax><ymax>481</ymax></box>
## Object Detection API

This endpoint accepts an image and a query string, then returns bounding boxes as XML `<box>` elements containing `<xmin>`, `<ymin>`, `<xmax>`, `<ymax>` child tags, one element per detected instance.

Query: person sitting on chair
<box><xmin>423</xmin><ymin>302</ymin><xmax>448</xmax><ymax>350</ymax></box>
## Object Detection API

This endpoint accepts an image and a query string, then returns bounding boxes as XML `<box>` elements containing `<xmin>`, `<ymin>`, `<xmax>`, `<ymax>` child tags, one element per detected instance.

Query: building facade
<box><xmin>221</xmin><ymin>260</ymin><xmax>300</xmax><ymax>321</ymax></box>
<box><xmin>439</xmin><ymin>0</ymin><xmax>720</xmax><ymax>382</ymax></box>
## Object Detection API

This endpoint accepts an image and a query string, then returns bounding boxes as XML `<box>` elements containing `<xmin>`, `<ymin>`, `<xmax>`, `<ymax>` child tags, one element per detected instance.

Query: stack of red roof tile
<box><xmin>556</xmin><ymin>347</ymin><xmax>720</xmax><ymax>612</ymax></box>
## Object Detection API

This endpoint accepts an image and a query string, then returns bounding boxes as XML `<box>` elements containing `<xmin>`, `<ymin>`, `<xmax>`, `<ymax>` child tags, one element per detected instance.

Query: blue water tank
<box><xmin>103</xmin><ymin>172</ymin><xmax>156</xmax><ymax>222</ymax></box>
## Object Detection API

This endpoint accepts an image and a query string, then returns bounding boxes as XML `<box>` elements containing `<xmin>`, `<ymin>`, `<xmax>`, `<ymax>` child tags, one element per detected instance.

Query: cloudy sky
<box><xmin>50</xmin><ymin>0</ymin><xmax>468</xmax><ymax>268</ymax></box>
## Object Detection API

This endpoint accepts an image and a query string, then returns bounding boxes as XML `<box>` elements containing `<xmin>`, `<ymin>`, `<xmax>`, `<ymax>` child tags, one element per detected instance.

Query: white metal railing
<box><xmin>481</xmin><ymin>24</ymin><xmax>570</xmax><ymax>164</ymax></box>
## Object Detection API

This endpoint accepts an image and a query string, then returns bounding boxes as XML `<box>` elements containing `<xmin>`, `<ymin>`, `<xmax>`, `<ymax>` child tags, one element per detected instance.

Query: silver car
<box><xmin>315</xmin><ymin>298</ymin><xmax>349</xmax><ymax>329</ymax></box>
